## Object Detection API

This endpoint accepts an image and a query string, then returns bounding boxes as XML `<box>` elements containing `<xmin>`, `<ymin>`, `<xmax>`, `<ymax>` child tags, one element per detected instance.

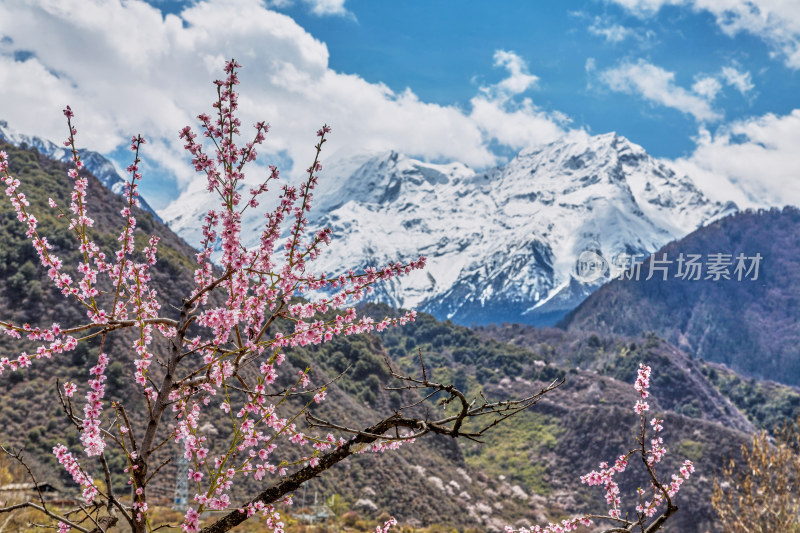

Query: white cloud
<box><xmin>606</xmin><ymin>0</ymin><xmax>681</xmax><ymax>14</ymax></box>
<box><xmin>671</xmin><ymin>109</ymin><xmax>800</xmax><ymax>207</ymax></box>
<box><xmin>588</xmin><ymin>17</ymin><xmax>638</xmax><ymax>43</ymax></box>
<box><xmin>720</xmin><ymin>65</ymin><xmax>754</xmax><ymax>94</ymax></box>
<box><xmin>469</xmin><ymin>97</ymin><xmax>567</xmax><ymax>151</ymax></box>
<box><xmin>266</xmin><ymin>0</ymin><xmax>350</xmax><ymax>16</ymax></box>
<box><xmin>608</xmin><ymin>0</ymin><xmax>800</xmax><ymax>69</ymax></box>
<box><xmin>0</xmin><ymin>0</ymin><xmax>568</xmax><ymax>205</ymax></box>
<box><xmin>303</xmin><ymin>0</ymin><xmax>348</xmax><ymax>16</ymax></box>
<box><xmin>597</xmin><ymin>59</ymin><xmax>722</xmax><ymax>121</ymax></box>
<box><xmin>486</xmin><ymin>50</ymin><xmax>540</xmax><ymax>97</ymax></box>
<box><xmin>692</xmin><ymin>75</ymin><xmax>722</xmax><ymax>100</ymax></box>
<box><xmin>469</xmin><ymin>50</ymin><xmax>567</xmax><ymax>150</ymax></box>
<box><xmin>573</xmin><ymin>11</ymin><xmax>656</xmax><ymax>46</ymax></box>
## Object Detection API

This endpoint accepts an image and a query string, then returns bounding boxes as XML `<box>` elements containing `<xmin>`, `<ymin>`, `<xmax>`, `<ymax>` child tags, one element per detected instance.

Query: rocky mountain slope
<box><xmin>0</xmin><ymin>119</ymin><xmax>160</xmax><ymax>220</ymax></box>
<box><xmin>560</xmin><ymin>207</ymin><xmax>800</xmax><ymax>388</ymax></box>
<box><xmin>164</xmin><ymin>131</ymin><xmax>736</xmax><ymax>326</ymax></box>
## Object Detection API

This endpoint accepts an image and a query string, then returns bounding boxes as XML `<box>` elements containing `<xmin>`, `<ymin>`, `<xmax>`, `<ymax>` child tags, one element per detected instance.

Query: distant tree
<box><xmin>712</xmin><ymin>424</ymin><xmax>800</xmax><ymax>532</ymax></box>
<box><xmin>0</xmin><ymin>60</ymin><xmax>693</xmax><ymax>533</ymax></box>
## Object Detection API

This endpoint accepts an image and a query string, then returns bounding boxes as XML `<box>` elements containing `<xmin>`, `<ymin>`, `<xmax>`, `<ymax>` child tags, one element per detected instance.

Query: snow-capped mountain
<box><xmin>162</xmin><ymin>131</ymin><xmax>736</xmax><ymax>325</ymax></box>
<box><xmin>0</xmin><ymin>120</ymin><xmax>160</xmax><ymax>220</ymax></box>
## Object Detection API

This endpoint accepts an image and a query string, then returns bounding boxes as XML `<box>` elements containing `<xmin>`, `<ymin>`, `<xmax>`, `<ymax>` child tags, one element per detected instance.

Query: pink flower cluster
<box><xmin>53</xmin><ymin>444</ymin><xmax>97</xmax><ymax>503</ymax></box>
<box><xmin>2</xmin><ymin>110</ymin><xmax>169</xmax><ymax>523</ymax></box>
<box><xmin>375</xmin><ymin>517</ymin><xmax>398</xmax><ymax>533</ymax></box>
<box><xmin>169</xmin><ymin>64</ymin><xmax>428</xmax><ymax>525</ymax></box>
<box><xmin>1</xmin><ymin>116</ymin><xmax>161</xmax><ymax>386</ymax></box>
<box><xmin>580</xmin><ymin>454</ymin><xmax>629</xmax><ymax>517</ymax></box>
<box><xmin>181</xmin><ymin>508</ymin><xmax>200</xmax><ymax>533</ymax></box>
<box><xmin>0</xmin><ymin>321</ymin><xmax>78</xmax><ymax>375</ymax></box>
<box><xmin>81</xmin><ymin>352</ymin><xmax>109</xmax><ymax>456</ymax></box>
<box><xmin>634</xmin><ymin>362</ymin><xmax>651</xmax><ymax>414</ymax></box>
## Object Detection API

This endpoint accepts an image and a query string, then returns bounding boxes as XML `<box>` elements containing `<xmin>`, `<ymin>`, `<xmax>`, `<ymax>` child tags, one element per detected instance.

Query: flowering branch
<box><xmin>504</xmin><ymin>364</ymin><xmax>695</xmax><ymax>533</ymax></box>
<box><xmin>0</xmin><ymin>444</ymin><xmax>93</xmax><ymax>533</ymax></box>
<box><xmin>1</xmin><ymin>58</ymin><xmax>559</xmax><ymax>533</ymax></box>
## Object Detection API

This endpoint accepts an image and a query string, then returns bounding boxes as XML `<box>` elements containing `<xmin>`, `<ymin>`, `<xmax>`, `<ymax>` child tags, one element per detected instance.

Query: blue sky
<box><xmin>1</xmin><ymin>0</ymin><xmax>799</xmax><ymax>209</ymax></box>
<box><xmin>282</xmin><ymin>0</ymin><xmax>798</xmax><ymax>157</ymax></box>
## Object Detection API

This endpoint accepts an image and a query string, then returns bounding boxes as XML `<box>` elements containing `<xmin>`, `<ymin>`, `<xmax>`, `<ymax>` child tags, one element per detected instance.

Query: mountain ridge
<box><xmin>0</xmin><ymin>119</ymin><xmax>161</xmax><ymax>221</ymax></box>
<box><xmin>164</xmin><ymin>130</ymin><xmax>736</xmax><ymax>326</ymax></box>
<box><xmin>560</xmin><ymin>206</ymin><xmax>800</xmax><ymax>388</ymax></box>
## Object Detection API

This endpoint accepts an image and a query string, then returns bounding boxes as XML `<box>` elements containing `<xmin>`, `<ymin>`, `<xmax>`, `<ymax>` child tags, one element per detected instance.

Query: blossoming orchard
<box><xmin>0</xmin><ymin>60</ymin><xmax>692</xmax><ymax>533</ymax></box>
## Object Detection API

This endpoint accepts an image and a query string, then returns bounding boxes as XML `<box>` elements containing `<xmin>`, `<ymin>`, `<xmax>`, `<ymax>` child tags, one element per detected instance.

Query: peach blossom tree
<box><xmin>0</xmin><ymin>60</ymin><xmax>691</xmax><ymax>533</ymax></box>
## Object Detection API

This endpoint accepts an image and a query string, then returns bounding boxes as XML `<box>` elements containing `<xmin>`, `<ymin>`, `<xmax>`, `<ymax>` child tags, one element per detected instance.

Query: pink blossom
<box><xmin>81</xmin><ymin>353</ymin><xmax>109</xmax><ymax>456</ymax></box>
<box><xmin>2</xmin><ymin>60</ymin><xmax>440</xmax><ymax>533</ymax></box>
<box><xmin>53</xmin><ymin>444</ymin><xmax>96</xmax><ymax>504</ymax></box>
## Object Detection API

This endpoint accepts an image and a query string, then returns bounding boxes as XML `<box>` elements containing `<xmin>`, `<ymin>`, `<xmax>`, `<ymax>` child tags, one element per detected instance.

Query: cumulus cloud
<box><xmin>469</xmin><ymin>50</ymin><xmax>567</xmax><ymax>150</ymax></box>
<box><xmin>483</xmin><ymin>50</ymin><xmax>540</xmax><ymax>97</ymax></box>
<box><xmin>570</xmin><ymin>11</ymin><xmax>656</xmax><ymax>46</ymax></box>
<box><xmin>692</xmin><ymin>75</ymin><xmax>722</xmax><ymax>100</ymax></box>
<box><xmin>597</xmin><ymin>59</ymin><xmax>722</xmax><ymax>122</ymax></box>
<box><xmin>608</xmin><ymin>0</ymin><xmax>800</xmax><ymax>69</ymax></box>
<box><xmin>671</xmin><ymin>109</ymin><xmax>800</xmax><ymax>207</ymax></box>
<box><xmin>0</xmin><ymin>0</ymin><xmax>568</xmax><ymax>208</ymax></box>
<box><xmin>720</xmin><ymin>65</ymin><xmax>754</xmax><ymax>94</ymax></box>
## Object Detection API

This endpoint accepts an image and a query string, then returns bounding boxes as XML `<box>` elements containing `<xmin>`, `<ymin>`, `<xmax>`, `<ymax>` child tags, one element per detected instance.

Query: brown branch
<box><xmin>100</xmin><ymin>453</ymin><xmax>133</xmax><ymax>528</ymax></box>
<box><xmin>382</xmin><ymin>351</ymin><xmax>563</xmax><ymax>437</ymax></box>
<box><xmin>144</xmin><ymin>458</ymin><xmax>172</xmax><ymax>486</ymax></box>
<box><xmin>199</xmin><ymin>351</ymin><xmax>562</xmax><ymax>533</ymax></box>
<box><xmin>0</xmin><ymin>501</ymin><xmax>89</xmax><ymax>533</ymax></box>
<box><xmin>592</xmin><ymin>503</ymin><xmax>678</xmax><ymax>533</ymax></box>
<box><xmin>200</xmin><ymin>414</ymin><xmax>423</xmax><ymax>533</ymax></box>
<box><xmin>305</xmin><ymin>413</ymin><xmax>427</xmax><ymax>441</ymax></box>
<box><xmin>183</xmin><ymin>267</ymin><xmax>232</xmax><ymax>310</ymax></box>
<box><xmin>0</xmin><ymin>445</ymin><xmax>90</xmax><ymax>533</ymax></box>
<box><xmin>116</xmin><ymin>403</ymin><xmax>139</xmax><ymax>454</ymax></box>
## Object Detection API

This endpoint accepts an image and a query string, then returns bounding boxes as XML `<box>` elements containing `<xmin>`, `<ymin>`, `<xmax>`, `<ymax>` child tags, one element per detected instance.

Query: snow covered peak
<box><xmin>161</xmin><ymin>131</ymin><xmax>737</xmax><ymax>325</ymax></box>
<box><xmin>314</xmin><ymin>150</ymin><xmax>474</xmax><ymax>213</ymax></box>
<box><xmin>0</xmin><ymin>120</ymin><xmax>70</xmax><ymax>161</ymax></box>
<box><xmin>503</xmin><ymin>131</ymin><xmax>725</xmax><ymax>236</ymax></box>
<box><xmin>516</xmin><ymin>130</ymin><xmax>635</xmax><ymax>164</ymax></box>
